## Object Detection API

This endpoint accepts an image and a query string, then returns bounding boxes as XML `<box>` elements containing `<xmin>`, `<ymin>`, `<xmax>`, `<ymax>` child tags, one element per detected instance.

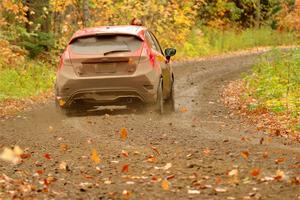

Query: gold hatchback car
<box><xmin>55</xmin><ymin>25</ymin><xmax>176</xmax><ymax>114</ymax></box>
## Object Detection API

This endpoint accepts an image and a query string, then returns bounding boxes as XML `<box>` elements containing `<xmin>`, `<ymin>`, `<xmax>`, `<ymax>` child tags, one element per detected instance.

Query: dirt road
<box><xmin>1</xmin><ymin>53</ymin><xmax>300</xmax><ymax>199</ymax></box>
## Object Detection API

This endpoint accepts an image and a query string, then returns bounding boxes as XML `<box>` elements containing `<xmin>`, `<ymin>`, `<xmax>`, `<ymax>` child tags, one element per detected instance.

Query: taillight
<box><xmin>149</xmin><ymin>51</ymin><xmax>155</xmax><ymax>67</ymax></box>
<box><xmin>141</xmin><ymin>43</ymin><xmax>155</xmax><ymax>67</ymax></box>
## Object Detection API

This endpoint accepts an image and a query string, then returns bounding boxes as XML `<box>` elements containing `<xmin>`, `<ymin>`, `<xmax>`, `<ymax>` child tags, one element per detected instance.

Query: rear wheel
<box><xmin>156</xmin><ymin>78</ymin><xmax>164</xmax><ymax>114</ymax></box>
<box><xmin>165</xmin><ymin>80</ymin><xmax>175</xmax><ymax>113</ymax></box>
<box><xmin>55</xmin><ymin>99</ymin><xmax>72</xmax><ymax>116</ymax></box>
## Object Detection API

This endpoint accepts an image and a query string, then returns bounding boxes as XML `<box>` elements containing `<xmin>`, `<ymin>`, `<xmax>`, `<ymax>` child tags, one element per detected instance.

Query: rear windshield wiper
<box><xmin>103</xmin><ymin>49</ymin><xmax>131</xmax><ymax>55</ymax></box>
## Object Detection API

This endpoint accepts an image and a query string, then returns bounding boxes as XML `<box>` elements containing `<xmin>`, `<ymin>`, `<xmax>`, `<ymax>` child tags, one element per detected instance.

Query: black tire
<box><xmin>166</xmin><ymin>81</ymin><xmax>175</xmax><ymax>112</ymax></box>
<box><xmin>165</xmin><ymin>80</ymin><xmax>175</xmax><ymax>113</ymax></box>
<box><xmin>156</xmin><ymin>78</ymin><xmax>164</xmax><ymax>114</ymax></box>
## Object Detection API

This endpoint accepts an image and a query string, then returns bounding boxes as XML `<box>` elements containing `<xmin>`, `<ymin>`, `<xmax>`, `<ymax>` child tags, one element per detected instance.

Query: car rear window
<box><xmin>70</xmin><ymin>35</ymin><xmax>142</xmax><ymax>54</ymax></box>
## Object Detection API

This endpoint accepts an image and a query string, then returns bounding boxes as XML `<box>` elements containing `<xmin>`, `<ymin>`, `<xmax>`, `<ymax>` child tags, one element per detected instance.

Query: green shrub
<box><xmin>22</xmin><ymin>31</ymin><xmax>55</xmax><ymax>58</ymax></box>
<box><xmin>244</xmin><ymin>49</ymin><xmax>300</xmax><ymax>113</ymax></box>
<box><xmin>0</xmin><ymin>60</ymin><xmax>55</xmax><ymax>100</ymax></box>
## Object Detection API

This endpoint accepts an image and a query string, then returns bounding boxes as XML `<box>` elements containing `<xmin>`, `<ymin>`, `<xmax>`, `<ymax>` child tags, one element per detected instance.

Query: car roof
<box><xmin>70</xmin><ymin>25</ymin><xmax>147</xmax><ymax>42</ymax></box>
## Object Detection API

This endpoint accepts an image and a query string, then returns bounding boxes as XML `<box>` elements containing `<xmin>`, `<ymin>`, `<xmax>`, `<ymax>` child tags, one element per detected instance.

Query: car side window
<box><xmin>149</xmin><ymin>32</ymin><xmax>164</xmax><ymax>55</ymax></box>
<box><xmin>145</xmin><ymin>31</ymin><xmax>159</xmax><ymax>52</ymax></box>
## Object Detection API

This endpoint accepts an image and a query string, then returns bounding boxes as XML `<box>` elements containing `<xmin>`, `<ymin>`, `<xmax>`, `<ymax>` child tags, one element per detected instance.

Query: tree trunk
<box><xmin>255</xmin><ymin>0</ymin><xmax>261</xmax><ymax>28</ymax></box>
<box><xmin>82</xmin><ymin>0</ymin><xmax>89</xmax><ymax>27</ymax></box>
<box><xmin>41</xmin><ymin>0</ymin><xmax>50</xmax><ymax>33</ymax></box>
<box><xmin>25</xmin><ymin>0</ymin><xmax>31</xmax><ymax>32</ymax></box>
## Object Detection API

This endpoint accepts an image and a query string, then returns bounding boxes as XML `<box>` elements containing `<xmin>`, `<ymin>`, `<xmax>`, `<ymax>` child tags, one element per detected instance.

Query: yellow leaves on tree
<box><xmin>50</xmin><ymin>0</ymin><xmax>75</xmax><ymax>13</ymax></box>
<box><xmin>0</xmin><ymin>0</ymin><xmax>29</xmax><ymax>24</ymax></box>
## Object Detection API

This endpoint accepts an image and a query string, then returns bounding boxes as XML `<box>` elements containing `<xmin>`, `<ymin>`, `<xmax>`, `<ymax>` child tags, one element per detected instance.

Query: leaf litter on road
<box><xmin>161</xmin><ymin>179</ymin><xmax>170</xmax><ymax>190</ymax></box>
<box><xmin>91</xmin><ymin>149</ymin><xmax>101</xmax><ymax>164</ymax></box>
<box><xmin>0</xmin><ymin>145</ymin><xmax>25</xmax><ymax>164</ymax></box>
<box><xmin>121</xmin><ymin>164</ymin><xmax>129</xmax><ymax>173</ymax></box>
<box><xmin>120</xmin><ymin>128</ymin><xmax>128</xmax><ymax>141</ymax></box>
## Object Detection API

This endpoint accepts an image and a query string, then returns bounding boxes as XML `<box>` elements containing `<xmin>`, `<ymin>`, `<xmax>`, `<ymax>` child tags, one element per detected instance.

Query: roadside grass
<box><xmin>244</xmin><ymin>49</ymin><xmax>300</xmax><ymax>114</ymax></box>
<box><xmin>177</xmin><ymin>27</ymin><xmax>298</xmax><ymax>58</ymax></box>
<box><xmin>0</xmin><ymin>60</ymin><xmax>55</xmax><ymax>101</ymax></box>
<box><xmin>222</xmin><ymin>49</ymin><xmax>300</xmax><ymax>137</ymax></box>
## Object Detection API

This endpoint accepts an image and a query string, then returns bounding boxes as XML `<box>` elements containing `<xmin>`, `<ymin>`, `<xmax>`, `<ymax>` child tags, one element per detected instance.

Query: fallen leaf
<box><xmin>120</xmin><ymin>128</ymin><xmax>128</xmax><ymax>141</ymax></box>
<box><xmin>250</xmin><ymin>168</ymin><xmax>261</xmax><ymax>177</ymax></box>
<box><xmin>96</xmin><ymin>166</ymin><xmax>102</xmax><ymax>173</ymax></box>
<box><xmin>215</xmin><ymin>177</ymin><xmax>222</xmax><ymax>185</ymax></box>
<box><xmin>166</xmin><ymin>174</ymin><xmax>175</xmax><ymax>180</ymax></box>
<box><xmin>188</xmin><ymin>189</ymin><xmax>200</xmax><ymax>194</ymax></box>
<box><xmin>48</xmin><ymin>126</ymin><xmax>53</xmax><ymax>132</ymax></box>
<box><xmin>20</xmin><ymin>153</ymin><xmax>31</xmax><ymax>159</ymax></box>
<box><xmin>180</xmin><ymin>107</ymin><xmax>188</xmax><ymax>113</ymax></box>
<box><xmin>121</xmin><ymin>150</ymin><xmax>129</xmax><ymax>157</ymax></box>
<box><xmin>259</xmin><ymin>137</ymin><xmax>264</xmax><ymax>145</ymax></box>
<box><xmin>59</xmin><ymin>161</ymin><xmax>69</xmax><ymax>171</ymax></box>
<box><xmin>151</xmin><ymin>145</ymin><xmax>160</xmax><ymax>155</ymax></box>
<box><xmin>126</xmin><ymin>181</ymin><xmax>135</xmax><ymax>185</ymax></box>
<box><xmin>227</xmin><ymin>169</ymin><xmax>239</xmax><ymax>184</ymax></box>
<box><xmin>104</xmin><ymin>180</ymin><xmax>112</xmax><ymax>185</ymax></box>
<box><xmin>122</xmin><ymin>190</ymin><xmax>131</xmax><ymax>200</ymax></box>
<box><xmin>36</xmin><ymin>170</ymin><xmax>44</xmax><ymax>175</ymax></box>
<box><xmin>87</xmin><ymin>138</ymin><xmax>93</xmax><ymax>144</ymax></box>
<box><xmin>82</xmin><ymin>173</ymin><xmax>93</xmax><ymax>179</ymax></box>
<box><xmin>13</xmin><ymin>146</ymin><xmax>23</xmax><ymax>156</ymax></box>
<box><xmin>214</xmin><ymin>187</ymin><xmax>228</xmax><ymax>193</ymax></box>
<box><xmin>60</xmin><ymin>144</ymin><xmax>69</xmax><ymax>152</ymax></box>
<box><xmin>0</xmin><ymin>147</ymin><xmax>22</xmax><ymax>164</ymax></box>
<box><xmin>186</xmin><ymin>153</ymin><xmax>193</xmax><ymax>158</ymax></box>
<box><xmin>228</xmin><ymin>169</ymin><xmax>238</xmax><ymax>176</ymax></box>
<box><xmin>261</xmin><ymin>176</ymin><xmax>274</xmax><ymax>181</ymax></box>
<box><xmin>163</xmin><ymin>163</ymin><xmax>172</xmax><ymax>170</ymax></box>
<box><xmin>274</xmin><ymin>170</ymin><xmax>285</xmax><ymax>181</ymax></box>
<box><xmin>161</xmin><ymin>179</ymin><xmax>170</xmax><ymax>190</ymax></box>
<box><xmin>241</xmin><ymin>151</ymin><xmax>249</xmax><ymax>160</ymax></box>
<box><xmin>290</xmin><ymin>177</ymin><xmax>300</xmax><ymax>185</ymax></box>
<box><xmin>122</xmin><ymin>164</ymin><xmax>129</xmax><ymax>173</ymax></box>
<box><xmin>275</xmin><ymin>157</ymin><xmax>285</xmax><ymax>164</ymax></box>
<box><xmin>203</xmin><ymin>148</ymin><xmax>210</xmax><ymax>156</ymax></box>
<box><xmin>44</xmin><ymin>175</ymin><xmax>56</xmax><ymax>187</ymax></box>
<box><xmin>91</xmin><ymin>149</ymin><xmax>101</xmax><ymax>164</ymax></box>
<box><xmin>44</xmin><ymin>153</ymin><xmax>51</xmax><ymax>160</ymax></box>
<box><xmin>151</xmin><ymin>176</ymin><xmax>159</xmax><ymax>183</ymax></box>
<box><xmin>147</xmin><ymin>155</ymin><xmax>157</xmax><ymax>163</ymax></box>
<box><xmin>262</xmin><ymin>151</ymin><xmax>269</xmax><ymax>159</ymax></box>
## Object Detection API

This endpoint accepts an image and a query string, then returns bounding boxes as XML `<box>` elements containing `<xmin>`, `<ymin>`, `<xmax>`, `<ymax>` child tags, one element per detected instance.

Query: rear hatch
<box><xmin>68</xmin><ymin>34</ymin><xmax>143</xmax><ymax>77</ymax></box>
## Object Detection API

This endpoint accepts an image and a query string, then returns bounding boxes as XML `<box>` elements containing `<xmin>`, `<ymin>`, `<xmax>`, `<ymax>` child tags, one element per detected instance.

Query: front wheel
<box><xmin>156</xmin><ymin>78</ymin><xmax>164</xmax><ymax>114</ymax></box>
<box><xmin>165</xmin><ymin>80</ymin><xmax>175</xmax><ymax>113</ymax></box>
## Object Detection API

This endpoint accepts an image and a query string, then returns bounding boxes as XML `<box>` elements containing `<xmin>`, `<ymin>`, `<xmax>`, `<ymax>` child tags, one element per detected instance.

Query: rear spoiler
<box><xmin>69</xmin><ymin>33</ymin><xmax>144</xmax><ymax>45</ymax></box>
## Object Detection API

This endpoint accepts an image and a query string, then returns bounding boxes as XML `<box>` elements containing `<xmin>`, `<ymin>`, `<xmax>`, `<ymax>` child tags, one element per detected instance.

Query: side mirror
<box><xmin>165</xmin><ymin>48</ymin><xmax>176</xmax><ymax>57</ymax></box>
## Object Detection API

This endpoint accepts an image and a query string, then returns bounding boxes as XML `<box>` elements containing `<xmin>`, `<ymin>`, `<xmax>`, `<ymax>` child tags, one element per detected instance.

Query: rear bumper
<box><xmin>55</xmin><ymin>67</ymin><xmax>160</xmax><ymax>106</ymax></box>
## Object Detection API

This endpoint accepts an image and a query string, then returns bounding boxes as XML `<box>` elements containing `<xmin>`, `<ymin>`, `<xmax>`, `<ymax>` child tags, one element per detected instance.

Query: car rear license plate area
<box><xmin>79</xmin><ymin>62</ymin><xmax>133</xmax><ymax>77</ymax></box>
<box><xmin>95</xmin><ymin>63</ymin><xmax>116</xmax><ymax>73</ymax></box>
